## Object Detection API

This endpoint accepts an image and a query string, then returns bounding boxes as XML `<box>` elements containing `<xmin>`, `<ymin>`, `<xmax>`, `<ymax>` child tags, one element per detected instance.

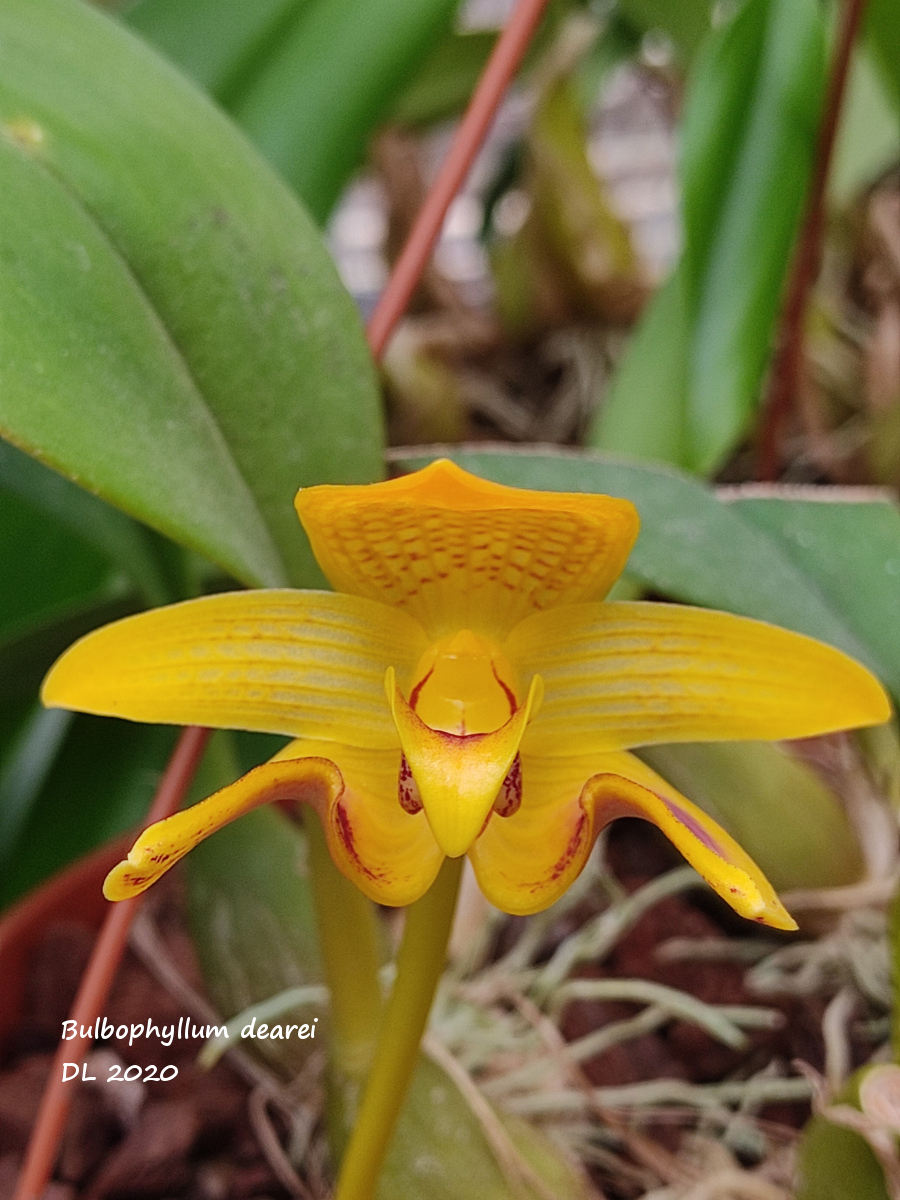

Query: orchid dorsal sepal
<box><xmin>386</xmin><ymin>666</ymin><xmax>544</xmax><ymax>858</ymax></box>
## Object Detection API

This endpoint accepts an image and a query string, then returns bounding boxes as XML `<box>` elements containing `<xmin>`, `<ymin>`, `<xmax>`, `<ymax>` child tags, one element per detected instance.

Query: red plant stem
<box><xmin>756</xmin><ymin>0</ymin><xmax>869</xmax><ymax>481</ymax></box>
<box><xmin>366</xmin><ymin>0</ymin><xmax>553</xmax><ymax>359</ymax></box>
<box><xmin>13</xmin><ymin>726</ymin><xmax>211</xmax><ymax>1200</ymax></box>
<box><xmin>16</xmin><ymin>2</ymin><xmax>552</xmax><ymax>1191</ymax></box>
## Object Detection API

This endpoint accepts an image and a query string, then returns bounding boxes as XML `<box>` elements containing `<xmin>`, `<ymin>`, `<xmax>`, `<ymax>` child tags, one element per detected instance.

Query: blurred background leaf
<box><xmin>639</xmin><ymin>739</ymin><xmax>865</xmax><ymax>891</ymax></box>
<box><xmin>795</xmin><ymin>1069</ymin><xmax>892</xmax><ymax>1200</ymax></box>
<box><xmin>389</xmin><ymin>28</ymin><xmax>498</xmax><ymax>129</ymax></box>
<box><xmin>0</xmin><ymin>711</ymin><xmax>178</xmax><ymax>908</ymax></box>
<box><xmin>830</xmin><ymin>44</ymin><xmax>900</xmax><ymax>205</ymax></box>
<box><xmin>591</xmin><ymin>0</ymin><xmax>826</xmax><ymax>474</ymax></box>
<box><xmin>0</xmin><ymin>439</ymin><xmax>177</xmax><ymax>609</ymax></box>
<box><xmin>617</xmin><ymin>0</ymin><xmax>714</xmax><ymax>66</ymax></box>
<box><xmin>864</xmin><ymin>0</ymin><xmax>899</xmax><ymax>109</ymax></box>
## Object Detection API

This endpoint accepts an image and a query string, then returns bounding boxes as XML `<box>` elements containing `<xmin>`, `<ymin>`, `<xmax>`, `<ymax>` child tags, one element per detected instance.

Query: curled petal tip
<box><xmin>761</xmin><ymin>903</ymin><xmax>799</xmax><ymax>933</ymax></box>
<box><xmin>576</xmin><ymin>753</ymin><xmax>800</xmax><ymax>930</ymax></box>
<box><xmin>102</xmin><ymin>852</ymin><xmax>155</xmax><ymax>902</ymax></box>
<box><xmin>102</xmin><ymin>756</ymin><xmax>343</xmax><ymax>902</ymax></box>
<box><xmin>724</xmin><ymin>877</ymin><xmax>798</xmax><ymax>932</ymax></box>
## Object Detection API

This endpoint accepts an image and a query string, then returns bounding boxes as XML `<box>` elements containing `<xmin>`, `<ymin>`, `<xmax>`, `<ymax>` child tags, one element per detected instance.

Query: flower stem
<box><xmin>304</xmin><ymin>815</ymin><xmax>384</xmax><ymax>1100</ymax></box>
<box><xmin>334</xmin><ymin>855</ymin><xmax>464</xmax><ymax>1200</ymax></box>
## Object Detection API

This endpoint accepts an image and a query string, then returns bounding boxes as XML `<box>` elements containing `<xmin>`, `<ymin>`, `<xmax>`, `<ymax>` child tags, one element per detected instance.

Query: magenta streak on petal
<box><xmin>664</xmin><ymin>800</ymin><xmax>725</xmax><ymax>858</ymax></box>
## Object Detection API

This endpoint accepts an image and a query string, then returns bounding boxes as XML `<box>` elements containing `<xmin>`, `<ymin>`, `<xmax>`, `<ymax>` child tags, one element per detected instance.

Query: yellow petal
<box><xmin>103</xmin><ymin>755</ymin><xmax>343</xmax><ymax>900</ymax></box>
<box><xmin>387</xmin><ymin>666</ymin><xmax>543</xmax><ymax>858</ymax></box>
<box><xmin>468</xmin><ymin>752</ymin><xmax>595</xmax><ymax>916</ymax></box>
<box><xmin>510</xmin><ymin>601</ymin><xmax>891</xmax><ymax>756</ymax></box>
<box><xmin>284</xmin><ymin>738</ymin><xmax>445</xmax><ymax>907</ymax></box>
<box><xmin>470</xmin><ymin>750</ymin><xmax>796</xmax><ymax>929</ymax></box>
<box><xmin>43</xmin><ymin>590</ymin><xmax>427</xmax><ymax>748</ymax></box>
<box><xmin>295</xmin><ymin>459</ymin><xmax>639</xmax><ymax>639</ymax></box>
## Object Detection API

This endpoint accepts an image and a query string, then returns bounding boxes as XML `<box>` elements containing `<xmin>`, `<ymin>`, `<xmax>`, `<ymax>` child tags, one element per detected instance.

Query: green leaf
<box><xmin>589</xmin><ymin>265</ymin><xmax>688</xmax><ymax>463</ymax></box>
<box><xmin>124</xmin><ymin>0</ymin><xmax>304</xmax><ymax>100</ymax></box>
<box><xmin>0</xmin><ymin>594</ymin><xmax>141</xmax><ymax>705</ymax></box>
<box><xmin>0</xmin><ymin>439</ymin><xmax>174</xmax><ymax>607</ymax></box>
<box><xmin>228</xmin><ymin>0</ymin><xmax>461</xmax><ymax>222</ymax></box>
<box><xmin>684</xmin><ymin>0</ymin><xmax>825</xmax><ymax>471</ymax></box>
<box><xmin>590</xmin><ymin>0</ymin><xmax>826</xmax><ymax>474</ymax></box>
<box><xmin>0</xmin><ymin>713</ymin><xmax>178</xmax><ymax>908</ymax></box>
<box><xmin>390</xmin><ymin>29</ymin><xmax>498</xmax><ymax>128</ymax></box>
<box><xmin>127</xmin><ymin>0</ymin><xmax>462</xmax><ymax>221</ymax></box>
<box><xmin>830</xmin><ymin>45</ymin><xmax>900</xmax><ymax>205</ymax></box>
<box><xmin>677</xmin><ymin>0</ymin><xmax>771</xmax><ymax>294</ymax></box>
<box><xmin>617</xmin><ymin>0</ymin><xmax>714</xmax><ymax>64</ymax></box>
<box><xmin>0</xmin><ymin>703</ymin><xmax>72</xmax><ymax>868</ymax></box>
<box><xmin>864</xmin><ymin>0</ymin><xmax>900</xmax><ymax>108</ymax></box>
<box><xmin>0</xmin><ymin>118</ymin><xmax>282</xmax><ymax>591</ymax></box>
<box><xmin>0</xmin><ymin>486</ymin><xmax>120</xmax><ymax>646</ymax></box>
<box><xmin>392</xmin><ymin>446</ymin><xmax>873</xmax><ymax>663</ymax></box>
<box><xmin>0</xmin><ymin>0</ymin><xmax>383</xmax><ymax>589</ymax></box>
<box><xmin>379</xmin><ymin>1055</ymin><xmax>592</xmax><ymax>1200</ymax></box>
<box><xmin>724</xmin><ymin>487</ymin><xmax>900</xmax><ymax>701</ymax></box>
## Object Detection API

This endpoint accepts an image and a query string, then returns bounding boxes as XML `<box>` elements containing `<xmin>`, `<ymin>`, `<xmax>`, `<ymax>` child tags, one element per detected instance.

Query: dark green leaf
<box><xmin>0</xmin><ymin>703</ymin><xmax>72</xmax><ymax>864</ymax></box>
<box><xmin>0</xmin><ymin>713</ymin><xmax>178</xmax><ymax>908</ymax></box>
<box><xmin>0</xmin><ymin>487</ymin><xmax>119</xmax><ymax>644</ymax></box>
<box><xmin>0</xmin><ymin>594</ymin><xmax>141</xmax><ymax>704</ymax></box>
<box><xmin>0</xmin><ymin>439</ymin><xmax>174</xmax><ymax>607</ymax></box>
<box><xmin>0</xmin><ymin>0</ymin><xmax>383</xmax><ymax>589</ymax></box>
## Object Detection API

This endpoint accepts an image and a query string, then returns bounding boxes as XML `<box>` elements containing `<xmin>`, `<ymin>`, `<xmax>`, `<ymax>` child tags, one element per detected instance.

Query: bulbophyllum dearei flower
<box><xmin>42</xmin><ymin>461</ymin><xmax>890</xmax><ymax>928</ymax></box>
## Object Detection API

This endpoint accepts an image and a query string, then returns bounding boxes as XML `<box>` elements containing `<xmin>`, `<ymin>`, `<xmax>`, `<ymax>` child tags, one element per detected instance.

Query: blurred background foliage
<box><xmin>0</xmin><ymin>0</ymin><xmax>898</xmax><ymax>1193</ymax></box>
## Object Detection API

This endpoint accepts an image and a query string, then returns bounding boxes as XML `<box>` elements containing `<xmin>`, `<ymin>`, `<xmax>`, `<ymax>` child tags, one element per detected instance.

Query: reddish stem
<box><xmin>366</xmin><ymin>0</ymin><xmax>553</xmax><ymax>359</ymax></box>
<box><xmin>16</xmin><ymin>0</ymin><xmax>552</xmax><ymax>1190</ymax></box>
<box><xmin>13</xmin><ymin>726</ymin><xmax>211</xmax><ymax>1200</ymax></box>
<box><xmin>756</xmin><ymin>0</ymin><xmax>869</xmax><ymax>481</ymax></box>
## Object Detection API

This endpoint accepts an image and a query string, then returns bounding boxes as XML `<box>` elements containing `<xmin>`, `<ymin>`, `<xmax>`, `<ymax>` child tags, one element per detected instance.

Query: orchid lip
<box><xmin>386</xmin><ymin>666</ymin><xmax>543</xmax><ymax>858</ymax></box>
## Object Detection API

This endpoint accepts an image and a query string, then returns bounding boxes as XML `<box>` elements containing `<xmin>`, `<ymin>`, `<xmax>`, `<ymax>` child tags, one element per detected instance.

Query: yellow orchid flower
<box><xmin>42</xmin><ymin>461</ymin><xmax>890</xmax><ymax>929</ymax></box>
